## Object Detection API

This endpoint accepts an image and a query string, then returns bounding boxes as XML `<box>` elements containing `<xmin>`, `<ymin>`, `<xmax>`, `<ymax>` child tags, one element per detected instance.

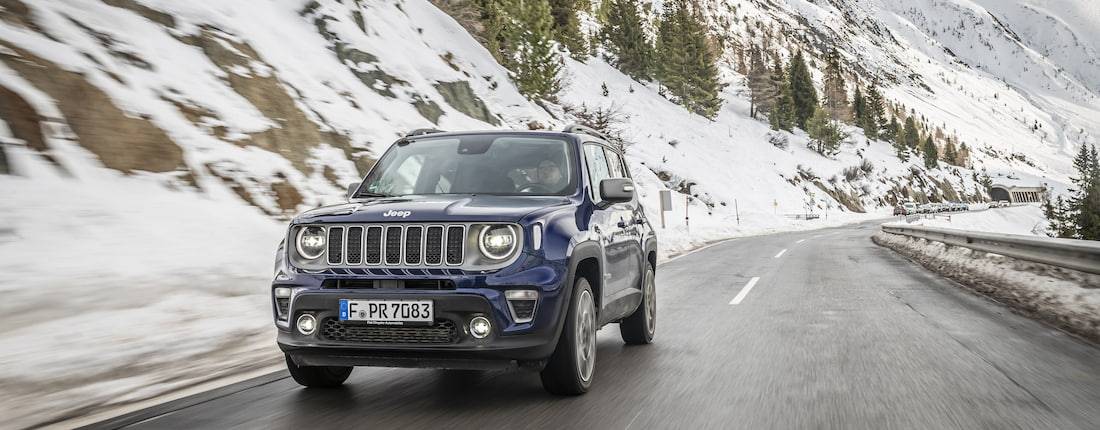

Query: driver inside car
<box><xmin>529</xmin><ymin>159</ymin><xmax>565</xmax><ymax>193</ymax></box>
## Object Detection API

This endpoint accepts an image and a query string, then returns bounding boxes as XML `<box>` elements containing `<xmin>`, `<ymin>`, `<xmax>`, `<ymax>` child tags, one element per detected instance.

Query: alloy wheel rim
<box><xmin>576</xmin><ymin>289</ymin><xmax>596</xmax><ymax>382</ymax></box>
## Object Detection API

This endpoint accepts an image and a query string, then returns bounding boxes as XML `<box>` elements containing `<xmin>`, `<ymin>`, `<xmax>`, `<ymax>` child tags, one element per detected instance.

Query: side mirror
<box><xmin>346</xmin><ymin>182</ymin><xmax>359</xmax><ymax>200</ymax></box>
<box><xmin>599</xmin><ymin>178</ymin><xmax>635</xmax><ymax>204</ymax></box>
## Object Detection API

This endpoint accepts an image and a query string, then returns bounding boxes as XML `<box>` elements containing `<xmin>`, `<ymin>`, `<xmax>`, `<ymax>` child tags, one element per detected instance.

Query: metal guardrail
<box><xmin>784</xmin><ymin>213</ymin><xmax>821</xmax><ymax>220</ymax></box>
<box><xmin>880</xmin><ymin>224</ymin><xmax>1100</xmax><ymax>275</ymax></box>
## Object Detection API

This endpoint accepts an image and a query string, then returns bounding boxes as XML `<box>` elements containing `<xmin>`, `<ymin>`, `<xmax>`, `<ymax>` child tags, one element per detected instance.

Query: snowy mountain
<box><xmin>700</xmin><ymin>0</ymin><xmax>1098</xmax><ymax>183</ymax></box>
<box><xmin>0</xmin><ymin>0</ymin><xmax>1095</xmax><ymax>427</ymax></box>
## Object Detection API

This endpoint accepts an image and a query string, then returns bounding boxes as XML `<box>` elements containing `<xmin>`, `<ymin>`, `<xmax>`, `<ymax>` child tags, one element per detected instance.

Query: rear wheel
<box><xmin>285</xmin><ymin>355</ymin><xmax>352</xmax><ymax>388</ymax></box>
<box><xmin>540</xmin><ymin>277</ymin><xmax>597</xmax><ymax>395</ymax></box>
<box><xmin>620</xmin><ymin>262</ymin><xmax>655</xmax><ymax>345</ymax></box>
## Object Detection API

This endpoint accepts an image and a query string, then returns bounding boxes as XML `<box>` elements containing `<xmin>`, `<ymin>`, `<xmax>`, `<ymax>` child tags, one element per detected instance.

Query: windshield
<box><xmin>357</xmin><ymin>135</ymin><xmax>577</xmax><ymax>197</ymax></box>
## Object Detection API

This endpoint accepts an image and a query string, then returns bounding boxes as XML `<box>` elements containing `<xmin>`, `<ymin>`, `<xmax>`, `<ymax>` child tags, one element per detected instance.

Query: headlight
<box><xmin>296</xmin><ymin>226</ymin><xmax>327</xmax><ymax>259</ymax></box>
<box><xmin>478</xmin><ymin>225</ymin><xmax>517</xmax><ymax>260</ymax></box>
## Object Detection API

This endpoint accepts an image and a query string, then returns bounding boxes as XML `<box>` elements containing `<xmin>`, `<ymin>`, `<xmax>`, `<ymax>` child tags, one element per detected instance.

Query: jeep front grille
<box><xmin>446</xmin><ymin>225</ymin><xmax>464</xmax><ymax>265</ymax></box>
<box><xmin>321</xmin><ymin>224</ymin><xmax>466</xmax><ymax>268</ymax></box>
<box><xmin>327</xmin><ymin>227</ymin><xmax>344</xmax><ymax>265</ymax></box>
<box><xmin>346</xmin><ymin>226</ymin><xmax>363</xmax><ymax>264</ymax></box>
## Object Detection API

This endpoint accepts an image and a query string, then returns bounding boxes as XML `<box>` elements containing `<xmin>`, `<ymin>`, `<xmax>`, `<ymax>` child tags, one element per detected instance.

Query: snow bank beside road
<box><xmin>873</xmin><ymin>232</ymin><xmax>1100</xmax><ymax>343</ymax></box>
<box><xmin>0</xmin><ymin>156</ymin><xmax>285</xmax><ymax>430</ymax></box>
<box><xmin>875</xmin><ymin>205</ymin><xmax>1098</xmax><ymax>342</ymax></box>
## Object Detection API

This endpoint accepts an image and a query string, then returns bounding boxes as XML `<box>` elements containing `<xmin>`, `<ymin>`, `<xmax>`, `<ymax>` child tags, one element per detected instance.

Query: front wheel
<box><xmin>285</xmin><ymin>355</ymin><xmax>352</xmax><ymax>388</ymax></box>
<box><xmin>540</xmin><ymin>277</ymin><xmax>597</xmax><ymax>395</ymax></box>
<box><xmin>620</xmin><ymin>262</ymin><xmax>655</xmax><ymax>345</ymax></box>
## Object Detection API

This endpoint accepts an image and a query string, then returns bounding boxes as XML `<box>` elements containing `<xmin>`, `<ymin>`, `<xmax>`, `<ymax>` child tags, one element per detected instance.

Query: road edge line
<box><xmin>67</xmin><ymin>365</ymin><xmax>287</xmax><ymax>430</ymax></box>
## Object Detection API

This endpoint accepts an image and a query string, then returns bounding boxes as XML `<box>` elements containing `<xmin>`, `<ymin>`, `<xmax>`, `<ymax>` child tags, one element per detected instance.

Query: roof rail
<box><xmin>406</xmin><ymin>128</ymin><xmax>445</xmax><ymax>137</ymax></box>
<box><xmin>561</xmin><ymin>123</ymin><xmax>609</xmax><ymax>142</ymax></box>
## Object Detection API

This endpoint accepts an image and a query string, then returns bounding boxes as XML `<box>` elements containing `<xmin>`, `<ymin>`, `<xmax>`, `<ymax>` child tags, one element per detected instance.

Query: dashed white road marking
<box><xmin>730</xmin><ymin>277</ymin><xmax>761</xmax><ymax>305</ymax></box>
<box><xmin>796</xmin><ymin>239</ymin><xmax>805</xmax><ymax>244</ymax></box>
<box><xmin>774</xmin><ymin>249</ymin><xmax>787</xmax><ymax>258</ymax></box>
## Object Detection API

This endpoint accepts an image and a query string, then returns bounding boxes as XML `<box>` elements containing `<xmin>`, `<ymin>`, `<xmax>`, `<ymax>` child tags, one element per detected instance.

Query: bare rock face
<box><xmin>0</xmin><ymin>83</ymin><xmax>46</xmax><ymax>154</ymax></box>
<box><xmin>435</xmin><ymin>80</ymin><xmax>500</xmax><ymax>126</ymax></box>
<box><xmin>177</xmin><ymin>29</ymin><xmax>372</xmax><ymax>177</ymax></box>
<box><xmin>0</xmin><ymin>44</ymin><xmax>184</xmax><ymax>174</ymax></box>
<box><xmin>0</xmin><ymin>141</ymin><xmax>8</xmax><ymax>175</ymax></box>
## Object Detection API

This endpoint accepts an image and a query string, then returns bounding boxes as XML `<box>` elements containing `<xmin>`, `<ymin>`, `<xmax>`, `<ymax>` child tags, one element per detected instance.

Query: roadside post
<box><xmin>685</xmin><ymin>195</ymin><xmax>691</xmax><ymax>232</ymax></box>
<box><xmin>735</xmin><ymin>199</ymin><xmax>740</xmax><ymax>225</ymax></box>
<box><xmin>659</xmin><ymin>190</ymin><xmax>672</xmax><ymax>229</ymax></box>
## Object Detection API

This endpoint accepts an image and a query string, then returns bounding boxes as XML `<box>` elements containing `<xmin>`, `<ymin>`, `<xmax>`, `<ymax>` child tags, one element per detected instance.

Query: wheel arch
<box><xmin>644</xmin><ymin>235</ymin><xmax>658</xmax><ymax>271</ymax></box>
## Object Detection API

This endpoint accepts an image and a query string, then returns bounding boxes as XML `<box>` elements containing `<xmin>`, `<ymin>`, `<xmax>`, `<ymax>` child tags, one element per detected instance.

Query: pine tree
<box><xmin>480</xmin><ymin>0</ymin><xmax>516</xmax><ymax>65</ymax></box>
<box><xmin>517</xmin><ymin>0</ymin><xmax>564</xmax><ymax>100</ymax></box>
<box><xmin>787</xmin><ymin>51</ymin><xmax>818</xmax><ymax>129</ymax></box>
<box><xmin>806</xmin><ymin>106</ymin><xmax>844</xmax><ymax>156</ymax></box>
<box><xmin>882</xmin><ymin>116</ymin><xmax>899</xmax><ymax>143</ymax></box>
<box><xmin>549</xmin><ymin>0</ymin><xmax>587</xmax><ymax>59</ymax></box>
<box><xmin>603</xmin><ymin>0</ymin><xmax>654</xmax><ymax>80</ymax></box>
<box><xmin>1068</xmin><ymin>144</ymin><xmax>1100</xmax><ymax>240</ymax></box>
<box><xmin>1047</xmin><ymin>195</ymin><xmax>1073</xmax><ymax>238</ymax></box>
<box><xmin>1070</xmin><ymin>143</ymin><xmax>1092</xmax><ymax>195</ymax></box>
<box><xmin>656</xmin><ymin>0</ymin><xmax>723</xmax><ymax>118</ymax></box>
<box><xmin>943</xmin><ymin>140</ymin><xmax>958</xmax><ymax>165</ymax></box>
<box><xmin>481</xmin><ymin>0</ymin><xmax>563</xmax><ymax>100</ymax></box>
<box><xmin>902</xmin><ymin>116</ymin><xmax>920</xmax><ymax>149</ymax></box>
<box><xmin>893</xmin><ymin>139</ymin><xmax>909</xmax><ymax>162</ymax></box>
<box><xmin>852</xmin><ymin>84</ymin><xmax>865</xmax><ymax>125</ymax></box>
<box><xmin>922</xmin><ymin>136</ymin><xmax>938</xmax><ymax>169</ymax></box>
<box><xmin>821</xmin><ymin>49</ymin><xmax>849</xmax><ymax>121</ymax></box>
<box><xmin>860</xmin><ymin>83</ymin><xmax>885</xmax><ymax>139</ymax></box>
<box><xmin>771</xmin><ymin>64</ymin><xmax>795</xmax><ymax>132</ymax></box>
<box><xmin>746</xmin><ymin>45</ymin><xmax>778</xmax><ymax>118</ymax></box>
<box><xmin>1086</xmin><ymin>145</ymin><xmax>1100</xmax><ymax>240</ymax></box>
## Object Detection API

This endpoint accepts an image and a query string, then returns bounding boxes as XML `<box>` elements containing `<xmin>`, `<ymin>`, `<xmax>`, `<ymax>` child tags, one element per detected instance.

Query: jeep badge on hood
<box><xmin>383</xmin><ymin>210</ymin><xmax>412</xmax><ymax>218</ymax></box>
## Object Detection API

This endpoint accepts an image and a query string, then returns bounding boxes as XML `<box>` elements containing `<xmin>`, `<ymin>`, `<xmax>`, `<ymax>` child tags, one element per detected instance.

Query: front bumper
<box><xmin>273</xmin><ymin>254</ymin><xmax>570</xmax><ymax>368</ymax></box>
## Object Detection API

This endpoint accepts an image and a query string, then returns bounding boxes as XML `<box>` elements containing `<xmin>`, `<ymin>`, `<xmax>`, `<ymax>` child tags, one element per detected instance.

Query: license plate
<box><xmin>339</xmin><ymin>299</ymin><xmax>433</xmax><ymax>325</ymax></box>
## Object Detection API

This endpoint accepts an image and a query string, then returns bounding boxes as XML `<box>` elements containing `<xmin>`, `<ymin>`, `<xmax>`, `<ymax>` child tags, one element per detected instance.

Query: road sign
<box><xmin>659</xmin><ymin>190</ymin><xmax>672</xmax><ymax>211</ymax></box>
<box><xmin>659</xmin><ymin>190</ymin><xmax>671</xmax><ymax>229</ymax></box>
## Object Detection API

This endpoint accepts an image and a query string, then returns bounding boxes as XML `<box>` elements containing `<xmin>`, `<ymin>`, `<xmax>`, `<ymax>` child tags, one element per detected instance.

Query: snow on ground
<box><xmin>886</xmin><ymin>204</ymin><xmax>1049</xmax><ymax>236</ymax></box>
<box><xmin>0</xmin><ymin>146</ymin><xmax>284</xmax><ymax>429</ymax></box>
<box><xmin>875</xmin><ymin>202</ymin><xmax>1099</xmax><ymax>342</ymax></box>
<box><xmin>873</xmin><ymin>229</ymin><xmax>1100</xmax><ymax>343</ymax></box>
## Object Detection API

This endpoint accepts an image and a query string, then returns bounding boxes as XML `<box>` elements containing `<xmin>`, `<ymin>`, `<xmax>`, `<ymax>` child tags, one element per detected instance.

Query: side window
<box><xmin>606</xmin><ymin>150</ymin><xmax>626</xmax><ymax>178</ymax></box>
<box><xmin>584</xmin><ymin>144</ymin><xmax>612</xmax><ymax>203</ymax></box>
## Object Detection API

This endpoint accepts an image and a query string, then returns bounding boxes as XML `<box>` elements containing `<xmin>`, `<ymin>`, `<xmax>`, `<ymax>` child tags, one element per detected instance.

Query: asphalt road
<box><xmin>115</xmin><ymin>221</ymin><xmax>1100</xmax><ymax>429</ymax></box>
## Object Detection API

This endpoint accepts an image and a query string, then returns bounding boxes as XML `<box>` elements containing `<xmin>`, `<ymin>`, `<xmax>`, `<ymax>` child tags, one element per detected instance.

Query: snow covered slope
<box><xmin>701</xmin><ymin>0</ymin><xmax>1098</xmax><ymax>184</ymax></box>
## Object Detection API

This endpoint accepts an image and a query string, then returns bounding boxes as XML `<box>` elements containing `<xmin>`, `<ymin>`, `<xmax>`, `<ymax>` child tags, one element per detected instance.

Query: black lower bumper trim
<box><xmin>291</xmin><ymin>352</ymin><xmax>520</xmax><ymax>370</ymax></box>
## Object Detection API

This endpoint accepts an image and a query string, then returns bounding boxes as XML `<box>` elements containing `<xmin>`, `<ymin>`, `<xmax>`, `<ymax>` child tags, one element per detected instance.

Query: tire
<box><xmin>620</xmin><ymin>262</ymin><xmax>655</xmax><ymax>345</ymax></box>
<box><xmin>285</xmin><ymin>354</ymin><xmax>353</xmax><ymax>388</ymax></box>
<box><xmin>540</xmin><ymin>277</ymin><xmax>597</xmax><ymax>395</ymax></box>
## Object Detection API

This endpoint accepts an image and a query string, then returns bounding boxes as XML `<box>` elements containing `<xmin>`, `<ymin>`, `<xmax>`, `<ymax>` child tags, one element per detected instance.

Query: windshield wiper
<box><xmin>356</xmin><ymin>192</ymin><xmax>392</xmax><ymax>198</ymax></box>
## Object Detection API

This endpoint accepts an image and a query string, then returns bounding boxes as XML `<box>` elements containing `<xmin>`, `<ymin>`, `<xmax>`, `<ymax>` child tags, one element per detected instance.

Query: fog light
<box><xmin>469</xmin><ymin>316</ymin><xmax>492</xmax><ymax>339</ymax></box>
<box><xmin>296</xmin><ymin>314</ymin><xmax>316</xmax><ymax>335</ymax></box>
<box><xmin>274</xmin><ymin>287</ymin><xmax>292</xmax><ymax>298</ymax></box>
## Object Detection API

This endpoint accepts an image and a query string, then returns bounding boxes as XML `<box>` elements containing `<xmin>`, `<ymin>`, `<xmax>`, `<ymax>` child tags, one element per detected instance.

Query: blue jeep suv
<box><xmin>272</xmin><ymin>125</ymin><xmax>657</xmax><ymax>394</ymax></box>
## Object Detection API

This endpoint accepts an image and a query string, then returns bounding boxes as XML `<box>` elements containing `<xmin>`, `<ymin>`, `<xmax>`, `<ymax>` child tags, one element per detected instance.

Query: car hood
<box><xmin>294</xmin><ymin>194</ymin><xmax>572</xmax><ymax>224</ymax></box>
